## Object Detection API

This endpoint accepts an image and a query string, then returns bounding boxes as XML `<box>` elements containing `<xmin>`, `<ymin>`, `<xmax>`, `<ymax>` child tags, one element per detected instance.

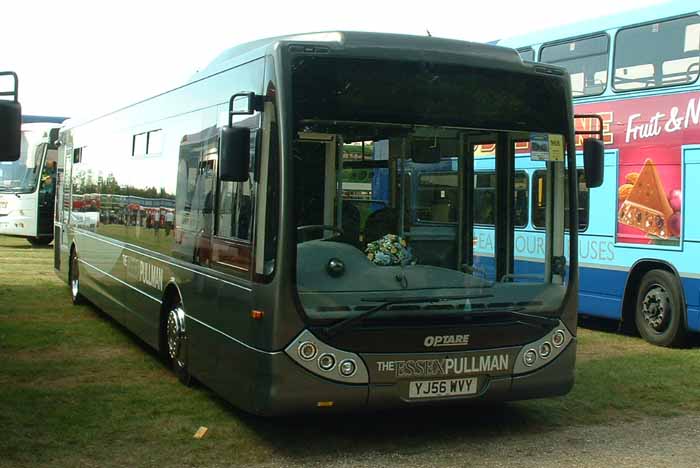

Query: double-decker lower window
<box><xmin>532</xmin><ymin>169</ymin><xmax>589</xmax><ymax>231</ymax></box>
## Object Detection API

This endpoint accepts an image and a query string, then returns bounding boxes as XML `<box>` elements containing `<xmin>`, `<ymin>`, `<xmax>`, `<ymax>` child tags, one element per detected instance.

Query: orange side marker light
<box><xmin>250</xmin><ymin>309</ymin><xmax>265</xmax><ymax>320</ymax></box>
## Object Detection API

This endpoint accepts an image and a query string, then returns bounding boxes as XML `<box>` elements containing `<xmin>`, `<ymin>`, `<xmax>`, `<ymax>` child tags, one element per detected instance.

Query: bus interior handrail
<box><xmin>573</xmin><ymin>113</ymin><xmax>604</xmax><ymax>140</ymax></box>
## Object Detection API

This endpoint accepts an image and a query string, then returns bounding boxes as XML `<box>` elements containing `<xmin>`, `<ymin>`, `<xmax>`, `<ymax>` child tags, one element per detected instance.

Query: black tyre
<box><xmin>27</xmin><ymin>236</ymin><xmax>52</xmax><ymax>246</ymax></box>
<box><xmin>165</xmin><ymin>302</ymin><xmax>192</xmax><ymax>386</ymax></box>
<box><xmin>69</xmin><ymin>249</ymin><xmax>85</xmax><ymax>305</ymax></box>
<box><xmin>635</xmin><ymin>269</ymin><xmax>686</xmax><ymax>347</ymax></box>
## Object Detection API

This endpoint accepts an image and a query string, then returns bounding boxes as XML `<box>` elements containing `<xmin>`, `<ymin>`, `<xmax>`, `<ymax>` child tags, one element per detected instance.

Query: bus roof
<box><xmin>497</xmin><ymin>0</ymin><xmax>699</xmax><ymax>48</ymax></box>
<box><xmin>65</xmin><ymin>31</ymin><xmax>528</xmax><ymax>130</ymax></box>
<box><xmin>20</xmin><ymin>122</ymin><xmax>58</xmax><ymax>146</ymax></box>
<box><xmin>191</xmin><ymin>31</ymin><xmax>523</xmax><ymax>81</ymax></box>
<box><xmin>22</xmin><ymin>115</ymin><xmax>69</xmax><ymax>124</ymax></box>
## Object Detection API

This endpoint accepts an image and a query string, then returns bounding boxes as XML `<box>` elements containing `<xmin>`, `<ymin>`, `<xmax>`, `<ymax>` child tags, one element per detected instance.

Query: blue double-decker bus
<box><xmin>488</xmin><ymin>1</ymin><xmax>699</xmax><ymax>347</ymax></box>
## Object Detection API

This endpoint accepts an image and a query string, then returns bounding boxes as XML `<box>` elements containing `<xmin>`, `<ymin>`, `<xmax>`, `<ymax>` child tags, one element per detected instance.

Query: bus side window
<box><xmin>613</xmin><ymin>15</ymin><xmax>700</xmax><ymax>91</ymax></box>
<box><xmin>540</xmin><ymin>35</ymin><xmax>609</xmax><ymax>97</ymax></box>
<box><xmin>474</xmin><ymin>171</ymin><xmax>528</xmax><ymax>227</ymax></box>
<box><xmin>532</xmin><ymin>169</ymin><xmax>589</xmax><ymax>230</ymax></box>
<box><xmin>216</xmin><ymin>130</ymin><xmax>256</xmax><ymax>241</ymax></box>
<box><xmin>415</xmin><ymin>170</ymin><xmax>458</xmax><ymax>223</ymax></box>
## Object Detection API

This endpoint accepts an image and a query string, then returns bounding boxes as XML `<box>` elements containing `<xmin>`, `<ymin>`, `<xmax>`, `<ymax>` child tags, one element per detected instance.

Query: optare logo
<box><xmin>424</xmin><ymin>334</ymin><xmax>470</xmax><ymax>348</ymax></box>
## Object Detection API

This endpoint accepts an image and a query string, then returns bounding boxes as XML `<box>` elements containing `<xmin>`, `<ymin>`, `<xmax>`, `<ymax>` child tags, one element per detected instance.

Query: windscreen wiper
<box><xmin>468</xmin><ymin>306</ymin><xmax>559</xmax><ymax>329</ymax></box>
<box><xmin>323</xmin><ymin>294</ymin><xmax>493</xmax><ymax>338</ymax></box>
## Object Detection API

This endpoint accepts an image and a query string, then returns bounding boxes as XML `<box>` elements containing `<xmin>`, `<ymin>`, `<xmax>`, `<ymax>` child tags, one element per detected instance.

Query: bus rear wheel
<box><xmin>165</xmin><ymin>303</ymin><xmax>191</xmax><ymax>386</ymax></box>
<box><xmin>69</xmin><ymin>249</ymin><xmax>85</xmax><ymax>305</ymax></box>
<box><xmin>635</xmin><ymin>269</ymin><xmax>686</xmax><ymax>347</ymax></box>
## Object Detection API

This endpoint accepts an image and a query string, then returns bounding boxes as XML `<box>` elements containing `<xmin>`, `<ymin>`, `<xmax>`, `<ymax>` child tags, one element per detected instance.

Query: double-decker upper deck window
<box><xmin>517</xmin><ymin>48</ymin><xmax>535</xmax><ymax>62</ymax></box>
<box><xmin>540</xmin><ymin>35</ymin><xmax>609</xmax><ymax>97</ymax></box>
<box><xmin>613</xmin><ymin>15</ymin><xmax>700</xmax><ymax>91</ymax></box>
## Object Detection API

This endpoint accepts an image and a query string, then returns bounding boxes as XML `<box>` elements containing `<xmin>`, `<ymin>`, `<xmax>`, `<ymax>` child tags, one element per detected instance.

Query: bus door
<box><xmin>37</xmin><ymin>143</ymin><xmax>58</xmax><ymax>238</ymax></box>
<box><xmin>405</xmin><ymin>148</ymin><xmax>459</xmax><ymax>269</ymax></box>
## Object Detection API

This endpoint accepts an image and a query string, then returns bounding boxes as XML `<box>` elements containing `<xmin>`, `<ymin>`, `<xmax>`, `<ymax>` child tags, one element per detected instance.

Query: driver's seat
<box><xmin>336</xmin><ymin>202</ymin><xmax>361</xmax><ymax>247</ymax></box>
<box><xmin>364</xmin><ymin>207</ymin><xmax>398</xmax><ymax>244</ymax></box>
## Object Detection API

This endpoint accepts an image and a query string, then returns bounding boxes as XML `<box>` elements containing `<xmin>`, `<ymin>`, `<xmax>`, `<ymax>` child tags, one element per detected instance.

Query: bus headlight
<box><xmin>552</xmin><ymin>330</ymin><xmax>566</xmax><ymax>348</ymax></box>
<box><xmin>285</xmin><ymin>330</ymin><xmax>369</xmax><ymax>384</ymax></box>
<box><xmin>318</xmin><ymin>353</ymin><xmax>336</xmax><ymax>371</ymax></box>
<box><xmin>298</xmin><ymin>341</ymin><xmax>317</xmax><ymax>360</ymax></box>
<box><xmin>539</xmin><ymin>342</ymin><xmax>552</xmax><ymax>358</ymax></box>
<box><xmin>513</xmin><ymin>321</ymin><xmax>573</xmax><ymax>374</ymax></box>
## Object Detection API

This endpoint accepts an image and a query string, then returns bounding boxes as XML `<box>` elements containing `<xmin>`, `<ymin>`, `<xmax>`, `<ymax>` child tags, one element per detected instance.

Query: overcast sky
<box><xmin>1</xmin><ymin>0</ymin><xmax>666</xmax><ymax>118</ymax></box>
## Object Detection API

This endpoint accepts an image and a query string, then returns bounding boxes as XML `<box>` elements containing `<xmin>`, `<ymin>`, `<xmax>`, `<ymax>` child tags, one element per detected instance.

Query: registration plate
<box><xmin>408</xmin><ymin>377</ymin><xmax>478</xmax><ymax>399</ymax></box>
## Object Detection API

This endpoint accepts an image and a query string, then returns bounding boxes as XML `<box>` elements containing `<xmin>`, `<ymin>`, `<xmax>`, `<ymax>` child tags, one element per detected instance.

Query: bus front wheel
<box><xmin>165</xmin><ymin>303</ymin><xmax>192</xmax><ymax>386</ymax></box>
<box><xmin>635</xmin><ymin>269</ymin><xmax>686</xmax><ymax>347</ymax></box>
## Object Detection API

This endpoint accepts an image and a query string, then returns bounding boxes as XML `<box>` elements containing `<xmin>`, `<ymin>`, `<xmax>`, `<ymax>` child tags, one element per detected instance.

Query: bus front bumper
<box><xmin>253</xmin><ymin>338</ymin><xmax>575</xmax><ymax>416</ymax></box>
<box><xmin>0</xmin><ymin>212</ymin><xmax>36</xmax><ymax>237</ymax></box>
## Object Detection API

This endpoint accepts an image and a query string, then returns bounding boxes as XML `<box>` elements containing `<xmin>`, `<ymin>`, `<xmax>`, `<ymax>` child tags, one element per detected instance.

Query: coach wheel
<box><xmin>166</xmin><ymin>303</ymin><xmax>191</xmax><ymax>386</ymax></box>
<box><xmin>635</xmin><ymin>269</ymin><xmax>686</xmax><ymax>348</ymax></box>
<box><xmin>27</xmin><ymin>236</ymin><xmax>52</xmax><ymax>246</ymax></box>
<box><xmin>69</xmin><ymin>249</ymin><xmax>84</xmax><ymax>305</ymax></box>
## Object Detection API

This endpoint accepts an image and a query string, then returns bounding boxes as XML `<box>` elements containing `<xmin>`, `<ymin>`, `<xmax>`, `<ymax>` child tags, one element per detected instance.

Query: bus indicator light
<box><xmin>523</xmin><ymin>349</ymin><xmax>537</xmax><ymax>367</ymax></box>
<box><xmin>339</xmin><ymin>359</ymin><xmax>357</xmax><ymax>377</ymax></box>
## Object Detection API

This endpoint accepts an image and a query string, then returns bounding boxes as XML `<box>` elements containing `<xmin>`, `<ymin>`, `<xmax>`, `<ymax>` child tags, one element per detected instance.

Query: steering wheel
<box><xmin>296</xmin><ymin>225</ymin><xmax>345</xmax><ymax>242</ymax></box>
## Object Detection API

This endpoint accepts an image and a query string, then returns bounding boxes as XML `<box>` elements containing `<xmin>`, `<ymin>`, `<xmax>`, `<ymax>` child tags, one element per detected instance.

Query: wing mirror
<box><xmin>219</xmin><ymin>92</ymin><xmax>262</xmax><ymax>182</ymax></box>
<box><xmin>411</xmin><ymin>139</ymin><xmax>441</xmax><ymax>164</ymax></box>
<box><xmin>220</xmin><ymin>126</ymin><xmax>251</xmax><ymax>182</ymax></box>
<box><xmin>583</xmin><ymin>138</ymin><xmax>604</xmax><ymax>188</ymax></box>
<box><xmin>0</xmin><ymin>71</ymin><xmax>22</xmax><ymax>162</ymax></box>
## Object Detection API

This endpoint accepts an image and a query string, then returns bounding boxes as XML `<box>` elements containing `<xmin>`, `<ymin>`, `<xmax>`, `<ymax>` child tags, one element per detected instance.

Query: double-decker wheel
<box><xmin>635</xmin><ymin>269</ymin><xmax>686</xmax><ymax>347</ymax></box>
<box><xmin>69</xmin><ymin>249</ymin><xmax>84</xmax><ymax>305</ymax></box>
<box><xmin>165</xmin><ymin>302</ymin><xmax>191</xmax><ymax>386</ymax></box>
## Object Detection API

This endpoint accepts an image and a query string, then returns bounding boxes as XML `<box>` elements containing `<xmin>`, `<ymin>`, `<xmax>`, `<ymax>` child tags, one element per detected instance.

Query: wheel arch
<box><xmin>159</xmin><ymin>280</ymin><xmax>185</xmax><ymax>356</ymax></box>
<box><xmin>621</xmin><ymin>258</ymin><xmax>687</xmax><ymax>332</ymax></box>
<box><xmin>68</xmin><ymin>241</ymin><xmax>79</xmax><ymax>275</ymax></box>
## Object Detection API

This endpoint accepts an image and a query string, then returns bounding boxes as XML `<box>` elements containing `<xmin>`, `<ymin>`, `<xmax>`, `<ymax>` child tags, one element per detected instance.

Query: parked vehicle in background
<box><xmin>497</xmin><ymin>0</ymin><xmax>700</xmax><ymax>347</ymax></box>
<box><xmin>52</xmin><ymin>31</ymin><xmax>603</xmax><ymax>415</ymax></box>
<box><xmin>0</xmin><ymin>122</ymin><xmax>64</xmax><ymax>245</ymax></box>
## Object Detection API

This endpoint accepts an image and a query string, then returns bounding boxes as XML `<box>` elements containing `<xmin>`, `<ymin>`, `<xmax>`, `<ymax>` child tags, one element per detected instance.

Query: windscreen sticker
<box><xmin>548</xmin><ymin>134</ymin><xmax>564</xmax><ymax>161</ymax></box>
<box><xmin>530</xmin><ymin>133</ymin><xmax>550</xmax><ymax>161</ymax></box>
<box><xmin>530</xmin><ymin>133</ymin><xmax>564</xmax><ymax>161</ymax></box>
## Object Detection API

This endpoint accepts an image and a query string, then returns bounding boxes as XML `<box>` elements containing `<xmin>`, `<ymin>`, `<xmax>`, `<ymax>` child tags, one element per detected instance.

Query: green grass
<box><xmin>2</xmin><ymin>234</ymin><xmax>700</xmax><ymax>467</ymax></box>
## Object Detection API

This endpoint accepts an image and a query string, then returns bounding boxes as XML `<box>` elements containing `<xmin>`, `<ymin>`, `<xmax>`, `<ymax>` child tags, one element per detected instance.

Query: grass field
<box><xmin>3</xmin><ymin>234</ymin><xmax>700</xmax><ymax>467</ymax></box>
